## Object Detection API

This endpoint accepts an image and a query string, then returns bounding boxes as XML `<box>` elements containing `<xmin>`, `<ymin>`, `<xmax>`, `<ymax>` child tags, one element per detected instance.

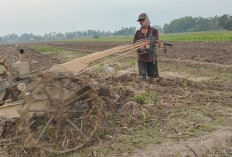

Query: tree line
<box><xmin>0</xmin><ymin>27</ymin><xmax>136</xmax><ymax>43</ymax></box>
<box><xmin>163</xmin><ymin>14</ymin><xmax>232</xmax><ymax>33</ymax></box>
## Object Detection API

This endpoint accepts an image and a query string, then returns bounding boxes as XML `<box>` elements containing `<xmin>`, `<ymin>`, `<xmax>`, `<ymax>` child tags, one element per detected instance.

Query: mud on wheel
<box><xmin>18</xmin><ymin>71</ymin><xmax>105</xmax><ymax>154</ymax></box>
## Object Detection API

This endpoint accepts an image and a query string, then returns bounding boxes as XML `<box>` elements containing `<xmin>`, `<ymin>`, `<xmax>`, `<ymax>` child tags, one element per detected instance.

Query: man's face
<box><xmin>139</xmin><ymin>19</ymin><xmax>145</xmax><ymax>25</ymax></box>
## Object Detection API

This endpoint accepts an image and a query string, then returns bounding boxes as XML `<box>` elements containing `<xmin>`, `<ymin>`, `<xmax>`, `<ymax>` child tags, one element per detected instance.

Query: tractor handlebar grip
<box><xmin>164</xmin><ymin>43</ymin><xmax>173</xmax><ymax>46</ymax></box>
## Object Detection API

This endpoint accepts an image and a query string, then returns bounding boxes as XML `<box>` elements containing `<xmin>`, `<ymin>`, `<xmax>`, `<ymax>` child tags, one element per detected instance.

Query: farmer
<box><xmin>133</xmin><ymin>13</ymin><xmax>159</xmax><ymax>84</ymax></box>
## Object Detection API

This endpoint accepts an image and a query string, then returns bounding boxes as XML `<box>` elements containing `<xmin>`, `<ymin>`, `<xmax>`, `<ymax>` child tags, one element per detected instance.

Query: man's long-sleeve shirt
<box><xmin>133</xmin><ymin>25</ymin><xmax>159</xmax><ymax>62</ymax></box>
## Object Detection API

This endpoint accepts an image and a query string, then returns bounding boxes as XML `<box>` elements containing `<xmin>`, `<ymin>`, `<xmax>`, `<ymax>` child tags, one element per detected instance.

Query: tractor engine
<box><xmin>0</xmin><ymin>49</ymin><xmax>30</xmax><ymax>105</ymax></box>
<box><xmin>0</xmin><ymin>63</ymin><xmax>10</xmax><ymax>104</ymax></box>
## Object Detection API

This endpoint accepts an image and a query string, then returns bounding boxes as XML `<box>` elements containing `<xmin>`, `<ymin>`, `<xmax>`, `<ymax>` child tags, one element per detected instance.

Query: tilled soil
<box><xmin>163</xmin><ymin>42</ymin><xmax>232</xmax><ymax>65</ymax></box>
<box><xmin>43</xmin><ymin>41</ymin><xmax>125</xmax><ymax>51</ymax></box>
<box><xmin>0</xmin><ymin>44</ymin><xmax>61</xmax><ymax>71</ymax></box>
<box><xmin>34</xmin><ymin>41</ymin><xmax>232</xmax><ymax>65</ymax></box>
<box><xmin>0</xmin><ymin>41</ymin><xmax>232</xmax><ymax>156</ymax></box>
<box><xmin>1</xmin><ymin>41</ymin><xmax>231</xmax><ymax>70</ymax></box>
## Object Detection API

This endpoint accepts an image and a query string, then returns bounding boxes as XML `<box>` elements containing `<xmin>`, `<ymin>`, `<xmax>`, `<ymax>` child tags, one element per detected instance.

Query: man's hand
<box><xmin>138</xmin><ymin>45</ymin><xmax>146</xmax><ymax>53</ymax></box>
<box><xmin>138</xmin><ymin>48</ymin><xmax>145</xmax><ymax>53</ymax></box>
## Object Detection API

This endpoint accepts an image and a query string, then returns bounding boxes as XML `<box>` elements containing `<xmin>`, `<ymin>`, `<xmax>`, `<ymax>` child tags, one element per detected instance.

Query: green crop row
<box><xmin>64</xmin><ymin>31</ymin><xmax>232</xmax><ymax>42</ymax></box>
<box><xmin>70</xmin><ymin>36</ymin><xmax>133</xmax><ymax>42</ymax></box>
<box><xmin>32</xmin><ymin>45</ymin><xmax>63</xmax><ymax>54</ymax></box>
<box><xmin>160</xmin><ymin>31</ymin><xmax>232</xmax><ymax>42</ymax></box>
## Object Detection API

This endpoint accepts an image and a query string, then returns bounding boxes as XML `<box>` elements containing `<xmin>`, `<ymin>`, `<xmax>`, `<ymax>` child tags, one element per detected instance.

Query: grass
<box><xmin>124</xmin><ymin>59</ymin><xmax>137</xmax><ymax>69</ymax></box>
<box><xmin>170</xmin><ymin>105</ymin><xmax>215</xmax><ymax>138</ymax></box>
<box><xmin>181</xmin><ymin>78</ymin><xmax>188</xmax><ymax>89</ymax></box>
<box><xmin>95</xmin><ymin>63</ymin><xmax>105</xmax><ymax>74</ymax></box>
<box><xmin>79</xmin><ymin>127</ymin><xmax>164</xmax><ymax>157</ymax></box>
<box><xmin>67</xmin><ymin>36</ymin><xmax>134</xmax><ymax>42</ymax></box>
<box><xmin>159</xmin><ymin>60</ymin><xmax>232</xmax><ymax>84</ymax></box>
<box><xmin>140</xmin><ymin>110</ymin><xmax>148</xmax><ymax>127</ymax></box>
<box><xmin>159</xmin><ymin>31</ymin><xmax>232</xmax><ymax>42</ymax></box>
<box><xmin>32</xmin><ymin>45</ymin><xmax>63</xmax><ymax>54</ymax></box>
<box><xmin>134</xmin><ymin>94</ymin><xmax>146</xmax><ymax>104</ymax></box>
<box><xmin>59</xmin><ymin>31</ymin><xmax>232</xmax><ymax>43</ymax></box>
<box><xmin>169</xmin><ymin>102</ymin><xmax>232</xmax><ymax>139</ymax></box>
<box><xmin>31</xmin><ymin>45</ymin><xmax>89</xmax><ymax>62</ymax></box>
<box><xmin>134</xmin><ymin>90</ymin><xmax>157</xmax><ymax>104</ymax></box>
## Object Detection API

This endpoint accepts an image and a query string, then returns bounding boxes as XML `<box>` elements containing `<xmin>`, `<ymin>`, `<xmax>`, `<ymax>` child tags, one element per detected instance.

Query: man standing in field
<box><xmin>133</xmin><ymin>13</ymin><xmax>159</xmax><ymax>84</ymax></box>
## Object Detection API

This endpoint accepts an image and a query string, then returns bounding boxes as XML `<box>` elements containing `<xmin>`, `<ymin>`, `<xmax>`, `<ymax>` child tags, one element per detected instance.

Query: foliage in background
<box><xmin>163</xmin><ymin>16</ymin><xmax>223</xmax><ymax>33</ymax></box>
<box><xmin>113</xmin><ymin>27</ymin><xmax>136</xmax><ymax>36</ymax></box>
<box><xmin>219</xmin><ymin>14</ymin><xmax>232</xmax><ymax>30</ymax></box>
<box><xmin>0</xmin><ymin>27</ymin><xmax>136</xmax><ymax>43</ymax></box>
<box><xmin>163</xmin><ymin>14</ymin><xmax>232</xmax><ymax>33</ymax></box>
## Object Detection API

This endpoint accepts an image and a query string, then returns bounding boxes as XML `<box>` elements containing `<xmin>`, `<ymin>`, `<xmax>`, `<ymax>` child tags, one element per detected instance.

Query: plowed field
<box><xmin>0</xmin><ymin>41</ymin><xmax>232</xmax><ymax>156</ymax></box>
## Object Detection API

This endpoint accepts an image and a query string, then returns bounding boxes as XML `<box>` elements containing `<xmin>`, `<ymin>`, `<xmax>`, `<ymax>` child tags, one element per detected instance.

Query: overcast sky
<box><xmin>0</xmin><ymin>0</ymin><xmax>231</xmax><ymax>36</ymax></box>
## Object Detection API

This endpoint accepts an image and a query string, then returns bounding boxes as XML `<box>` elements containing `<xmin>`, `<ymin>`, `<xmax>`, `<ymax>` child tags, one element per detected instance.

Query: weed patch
<box><xmin>134</xmin><ymin>90</ymin><xmax>157</xmax><ymax>104</ymax></box>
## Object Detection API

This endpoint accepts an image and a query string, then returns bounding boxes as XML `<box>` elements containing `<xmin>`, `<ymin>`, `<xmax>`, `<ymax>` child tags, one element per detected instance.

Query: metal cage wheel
<box><xmin>18</xmin><ymin>72</ymin><xmax>105</xmax><ymax>154</ymax></box>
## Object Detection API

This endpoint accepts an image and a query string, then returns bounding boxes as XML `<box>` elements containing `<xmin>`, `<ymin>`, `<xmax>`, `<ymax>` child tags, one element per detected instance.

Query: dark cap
<box><xmin>137</xmin><ymin>13</ymin><xmax>147</xmax><ymax>22</ymax></box>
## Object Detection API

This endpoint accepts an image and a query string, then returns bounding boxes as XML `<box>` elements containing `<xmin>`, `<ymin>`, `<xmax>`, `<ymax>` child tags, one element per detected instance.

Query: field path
<box><xmin>129</xmin><ymin>126</ymin><xmax>232</xmax><ymax>157</ymax></box>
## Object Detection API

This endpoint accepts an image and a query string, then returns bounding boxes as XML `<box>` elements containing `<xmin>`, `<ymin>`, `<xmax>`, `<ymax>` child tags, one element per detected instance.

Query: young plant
<box><xmin>134</xmin><ymin>90</ymin><xmax>156</xmax><ymax>104</ymax></box>
<box><xmin>154</xmin><ymin>116</ymin><xmax>160</xmax><ymax>136</ymax></box>
<box><xmin>145</xmin><ymin>90</ymin><xmax>153</xmax><ymax>104</ymax></box>
<box><xmin>95</xmin><ymin>63</ymin><xmax>105</xmax><ymax>74</ymax></box>
<box><xmin>134</xmin><ymin>94</ymin><xmax>145</xmax><ymax>104</ymax></box>
<box><xmin>127</xmin><ymin>113</ymin><xmax>132</xmax><ymax>126</ymax></box>
<box><xmin>181</xmin><ymin>78</ymin><xmax>188</xmax><ymax>89</ymax></box>
<box><xmin>33</xmin><ymin>45</ymin><xmax>63</xmax><ymax>54</ymax></box>
<box><xmin>140</xmin><ymin>110</ymin><xmax>147</xmax><ymax>127</ymax></box>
